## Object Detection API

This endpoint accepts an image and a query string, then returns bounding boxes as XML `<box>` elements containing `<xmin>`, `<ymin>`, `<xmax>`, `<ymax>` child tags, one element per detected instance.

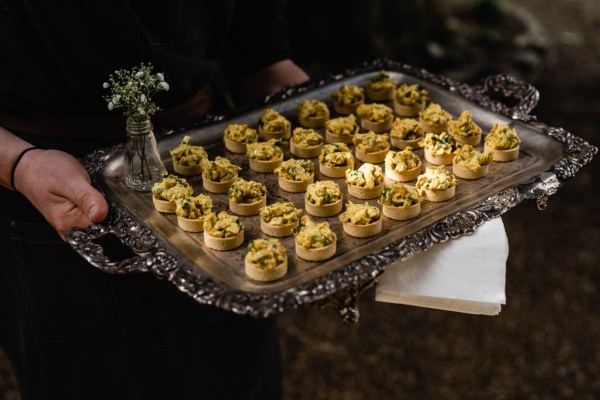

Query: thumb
<box><xmin>76</xmin><ymin>187</ymin><xmax>109</xmax><ymax>223</ymax></box>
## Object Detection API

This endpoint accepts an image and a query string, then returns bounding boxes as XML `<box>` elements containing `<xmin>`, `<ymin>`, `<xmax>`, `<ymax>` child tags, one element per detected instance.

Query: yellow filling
<box><xmin>325</xmin><ymin>115</ymin><xmax>358</xmax><ymax>137</ymax></box>
<box><xmin>298</xmin><ymin>99</ymin><xmax>329</xmax><ymax>119</ymax></box>
<box><xmin>170</xmin><ymin>135</ymin><xmax>208</xmax><ymax>167</ymax></box>
<box><xmin>485</xmin><ymin>123</ymin><xmax>521</xmax><ymax>150</ymax></box>
<box><xmin>291</xmin><ymin>128</ymin><xmax>324</xmax><ymax>147</ymax></box>
<box><xmin>246</xmin><ymin>139</ymin><xmax>284</xmax><ymax>161</ymax></box>
<box><xmin>346</xmin><ymin>163</ymin><xmax>383</xmax><ymax>189</ymax></box>
<box><xmin>420</xmin><ymin>103</ymin><xmax>450</xmax><ymax>127</ymax></box>
<box><xmin>421</xmin><ymin>132</ymin><xmax>458</xmax><ymax>155</ymax></box>
<box><xmin>416</xmin><ymin>166</ymin><xmax>456</xmax><ymax>193</ymax></box>
<box><xmin>448</xmin><ymin>111</ymin><xmax>480</xmax><ymax>138</ymax></box>
<box><xmin>201</xmin><ymin>157</ymin><xmax>240</xmax><ymax>182</ymax></box>
<box><xmin>356</xmin><ymin>103</ymin><xmax>393</xmax><ymax>123</ymax></box>
<box><xmin>454</xmin><ymin>145</ymin><xmax>493</xmax><ymax>172</ymax></box>
<box><xmin>339</xmin><ymin>201</ymin><xmax>381</xmax><ymax>225</ymax></box>
<box><xmin>390</xmin><ymin>118</ymin><xmax>424</xmax><ymax>140</ymax></box>
<box><xmin>354</xmin><ymin>131</ymin><xmax>390</xmax><ymax>153</ymax></box>
<box><xmin>151</xmin><ymin>174</ymin><xmax>193</xmax><ymax>201</ymax></box>
<box><xmin>260</xmin><ymin>202</ymin><xmax>303</xmax><ymax>225</ymax></box>
<box><xmin>367</xmin><ymin>71</ymin><xmax>396</xmax><ymax>92</ymax></box>
<box><xmin>385</xmin><ymin>147</ymin><xmax>421</xmax><ymax>172</ymax></box>
<box><xmin>175</xmin><ymin>194</ymin><xmax>213</xmax><ymax>219</ymax></box>
<box><xmin>204</xmin><ymin>211</ymin><xmax>243</xmax><ymax>238</ymax></box>
<box><xmin>259</xmin><ymin>109</ymin><xmax>291</xmax><ymax>133</ymax></box>
<box><xmin>274</xmin><ymin>158</ymin><xmax>314</xmax><ymax>181</ymax></box>
<box><xmin>395</xmin><ymin>83</ymin><xmax>428</xmax><ymax>107</ymax></box>
<box><xmin>331</xmin><ymin>84</ymin><xmax>364</xmax><ymax>105</ymax></box>
<box><xmin>294</xmin><ymin>215</ymin><xmax>335</xmax><ymax>249</ymax></box>
<box><xmin>305</xmin><ymin>180</ymin><xmax>342</xmax><ymax>205</ymax></box>
<box><xmin>379</xmin><ymin>183</ymin><xmax>420</xmax><ymax>208</ymax></box>
<box><xmin>246</xmin><ymin>239</ymin><xmax>287</xmax><ymax>270</ymax></box>
<box><xmin>319</xmin><ymin>143</ymin><xmax>354</xmax><ymax>169</ymax></box>
<box><xmin>224</xmin><ymin>124</ymin><xmax>258</xmax><ymax>143</ymax></box>
<box><xmin>227</xmin><ymin>178</ymin><xmax>266</xmax><ymax>204</ymax></box>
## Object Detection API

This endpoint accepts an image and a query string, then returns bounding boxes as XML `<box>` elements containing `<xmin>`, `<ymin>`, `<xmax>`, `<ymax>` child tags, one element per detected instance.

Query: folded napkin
<box><xmin>375</xmin><ymin>217</ymin><xmax>508</xmax><ymax>315</ymax></box>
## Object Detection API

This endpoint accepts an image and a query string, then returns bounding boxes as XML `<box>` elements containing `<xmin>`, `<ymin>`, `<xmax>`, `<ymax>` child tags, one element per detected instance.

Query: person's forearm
<box><xmin>0</xmin><ymin>126</ymin><xmax>35</xmax><ymax>190</ymax></box>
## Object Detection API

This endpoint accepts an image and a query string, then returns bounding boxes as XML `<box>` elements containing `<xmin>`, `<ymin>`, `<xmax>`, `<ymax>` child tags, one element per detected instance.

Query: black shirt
<box><xmin>0</xmin><ymin>0</ymin><xmax>292</xmax><ymax>117</ymax></box>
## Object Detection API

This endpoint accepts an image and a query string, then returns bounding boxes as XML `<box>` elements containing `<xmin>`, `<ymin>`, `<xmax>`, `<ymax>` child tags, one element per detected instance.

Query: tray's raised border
<box><xmin>67</xmin><ymin>59</ymin><xmax>597</xmax><ymax>320</ymax></box>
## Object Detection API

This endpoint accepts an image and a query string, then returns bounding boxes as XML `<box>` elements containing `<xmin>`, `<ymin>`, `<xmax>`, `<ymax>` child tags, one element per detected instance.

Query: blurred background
<box><xmin>1</xmin><ymin>0</ymin><xmax>598</xmax><ymax>399</ymax></box>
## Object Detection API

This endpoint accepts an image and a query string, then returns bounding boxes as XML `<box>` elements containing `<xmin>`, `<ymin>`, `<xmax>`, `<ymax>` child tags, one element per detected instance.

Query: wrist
<box><xmin>11</xmin><ymin>147</ymin><xmax>44</xmax><ymax>192</ymax></box>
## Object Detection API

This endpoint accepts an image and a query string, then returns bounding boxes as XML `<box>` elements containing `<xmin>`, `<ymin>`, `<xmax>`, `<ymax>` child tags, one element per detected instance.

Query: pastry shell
<box><xmin>290</xmin><ymin>141</ymin><xmax>323</xmax><ymax>159</ymax></box>
<box><xmin>260</xmin><ymin>219</ymin><xmax>299</xmax><ymax>237</ymax></box>
<box><xmin>172</xmin><ymin>159</ymin><xmax>202</xmax><ymax>176</ymax></box>
<box><xmin>249</xmin><ymin>157</ymin><xmax>283</xmax><ymax>173</ymax></box>
<box><xmin>452</xmin><ymin>131</ymin><xmax>482</xmax><ymax>146</ymax></box>
<box><xmin>319</xmin><ymin>162</ymin><xmax>351</xmax><ymax>178</ymax></box>
<box><xmin>176</xmin><ymin>215</ymin><xmax>206</xmax><ymax>233</ymax></box>
<box><xmin>278</xmin><ymin>175</ymin><xmax>314</xmax><ymax>193</ymax></box>
<box><xmin>382</xmin><ymin>202</ymin><xmax>421</xmax><ymax>221</ymax></box>
<box><xmin>452</xmin><ymin>161</ymin><xmax>490</xmax><ymax>180</ymax></box>
<box><xmin>204</xmin><ymin>230</ymin><xmax>244</xmax><ymax>251</ymax></box>
<box><xmin>385</xmin><ymin>161</ymin><xmax>421</xmax><ymax>183</ymax></box>
<box><xmin>295</xmin><ymin>233</ymin><xmax>337</xmax><ymax>261</ymax></box>
<box><xmin>152</xmin><ymin>197</ymin><xmax>176</xmax><ymax>214</ymax></box>
<box><xmin>223</xmin><ymin>136</ymin><xmax>249</xmax><ymax>154</ymax></box>
<box><xmin>355</xmin><ymin>146</ymin><xmax>389</xmax><ymax>164</ymax></box>
<box><xmin>229</xmin><ymin>196</ymin><xmax>266</xmax><ymax>216</ymax></box>
<box><xmin>325</xmin><ymin>128</ymin><xmax>357</xmax><ymax>145</ymax></box>
<box><xmin>299</xmin><ymin>111</ymin><xmax>330</xmax><ymax>128</ymax></box>
<box><xmin>484</xmin><ymin>144</ymin><xmax>520</xmax><ymax>162</ymax></box>
<box><xmin>347</xmin><ymin>183</ymin><xmax>384</xmax><ymax>200</ymax></box>
<box><xmin>360</xmin><ymin>117</ymin><xmax>393</xmax><ymax>134</ymax></box>
<box><xmin>419</xmin><ymin>111</ymin><xmax>451</xmax><ymax>134</ymax></box>
<box><xmin>342</xmin><ymin>218</ymin><xmax>382</xmax><ymax>238</ymax></box>
<box><xmin>366</xmin><ymin>86</ymin><xmax>395</xmax><ymax>102</ymax></box>
<box><xmin>305</xmin><ymin>198</ymin><xmax>343</xmax><ymax>217</ymax></box>
<box><xmin>203</xmin><ymin>176</ymin><xmax>236</xmax><ymax>194</ymax></box>
<box><xmin>333</xmin><ymin>99</ymin><xmax>363</xmax><ymax>115</ymax></box>
<box><xmin>245</xmin><ymin>257</ymin><xmax>288</xmax><ymax>282</ymax></box>
<box><xmin>424</xmin><ymin>149</ymin><xmax>455</xmax><ymax>166</ymax></box>
<box><xmin>393</xmin><ymin>100</ymin><xmax>424</xmax><ymax>117</ymax></box>
<box><xmin>420</xmin><ymin>185</ymin><xmax>456</xmax><ymax>202</ymax></box>
<box><xmin>390</xmin><ymin>136</ymin><xmax>422</xmax><ymax>150</ymax></box>
<box><xmin>258</xmin><ymin>125</ymin><xmax>291</xmax><ymax>141</ymax></box>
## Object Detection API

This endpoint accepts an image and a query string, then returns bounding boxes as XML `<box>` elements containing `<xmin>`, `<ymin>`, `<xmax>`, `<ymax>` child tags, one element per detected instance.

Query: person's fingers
<box><xmin>75</xmin><ymin>186</ymin><xmax>109</xmax><ymax>223</ymax></box>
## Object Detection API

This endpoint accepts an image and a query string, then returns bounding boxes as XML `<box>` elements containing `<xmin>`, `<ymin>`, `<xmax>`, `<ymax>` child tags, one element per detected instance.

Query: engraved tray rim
<box><xmin>66</xmin><ymin>59</ymin><xmax>597</xmax><ymax>318</ymax></box>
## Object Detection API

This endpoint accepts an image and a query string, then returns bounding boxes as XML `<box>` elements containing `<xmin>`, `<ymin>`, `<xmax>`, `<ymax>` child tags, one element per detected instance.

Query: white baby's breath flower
<box><xmin>159</xmin><ymin>82</ymin><xmax>169</xmax><ymax>91</ymax></box>
<box><xmin>102</xmin><ymin>82</ymin><xmax>109</xmax><ymax>89</ymax></box>
<box><xmin>140</xmin><ymin>94</ymin><xmax>146</xmax><ymax>103</ymax></box>
<box><xmin>157</xmin><ymin>73</ymin><xmax>164</xmax><ymax>81</ymax></box>
<box><xmin>108</xmin><ymin>101</ymin><xmax>114</xmax><ymax>110</ymax></box>
<box><xmin>135</xmin><ymin>70</ymin><xmax>143</xmax><ymax>78</ymax></box>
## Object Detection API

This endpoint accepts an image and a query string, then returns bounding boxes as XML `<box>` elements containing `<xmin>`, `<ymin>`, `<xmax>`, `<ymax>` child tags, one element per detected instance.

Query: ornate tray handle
<box><xmin>66</xmin><ymin>206</ymin><xmax>179</xmax><ymax>279</ymax></box>
<box><xmin>471</xmin><ymin>74</ymin><xmax>540</xmax><ymax>121</ymax></box>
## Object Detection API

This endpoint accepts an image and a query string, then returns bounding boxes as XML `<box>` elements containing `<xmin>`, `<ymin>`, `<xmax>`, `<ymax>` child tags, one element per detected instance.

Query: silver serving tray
<box><xmin>66</xmin><ymin>60</ymin><xmax>597</xmax><ymax>320</ymax></box>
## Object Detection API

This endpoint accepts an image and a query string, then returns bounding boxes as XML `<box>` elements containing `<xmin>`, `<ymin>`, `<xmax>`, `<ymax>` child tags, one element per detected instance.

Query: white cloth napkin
<box><xmin>375</xmin><ymin>217</ymin><xmax>508</xmax><ymax>315</ymax></box>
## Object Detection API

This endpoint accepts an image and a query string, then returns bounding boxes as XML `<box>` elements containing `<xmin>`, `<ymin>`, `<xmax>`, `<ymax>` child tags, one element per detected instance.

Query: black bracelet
<box><xmin>10</xmin><ymin>146</ymin><xmax>39</xmax><ymax>192</ymax></box>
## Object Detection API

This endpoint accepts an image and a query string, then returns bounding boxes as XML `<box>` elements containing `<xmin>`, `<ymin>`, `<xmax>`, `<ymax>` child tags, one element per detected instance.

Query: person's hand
<box><xmin>13</xmin><ymin>148</ymin><xmax>109</xmax><ymax>240</ymax></box>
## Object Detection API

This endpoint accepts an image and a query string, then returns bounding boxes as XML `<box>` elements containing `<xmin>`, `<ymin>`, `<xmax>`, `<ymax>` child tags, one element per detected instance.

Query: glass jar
<box><xmin>124</xmin><ymin>117</ymin><xmax>166</xmax><ymax>191</ymax></box>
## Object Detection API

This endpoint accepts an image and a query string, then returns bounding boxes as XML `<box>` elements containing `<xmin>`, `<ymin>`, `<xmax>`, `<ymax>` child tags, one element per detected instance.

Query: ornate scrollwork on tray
<box><xmin>67</xmin><ymin>59</ymin><xmax>597</xmax><ymax>321</ymax></box>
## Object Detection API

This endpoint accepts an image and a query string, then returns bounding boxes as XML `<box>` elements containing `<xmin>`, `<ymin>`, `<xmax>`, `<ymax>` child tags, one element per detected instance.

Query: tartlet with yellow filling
<box><xmin>151</xmin><ymin>174</ymin><xmax>193</xmax><ymax>213</ymax></box>
<box><xmin>339</xmin><ymin>201</ymin><xmax>382</xmax><ymax>238</ymax></box>
<box><xmin>289</xmin><ymin>127</ymin><xmax>324</xmax><ymax>159</ymax></box>
<box><xmin>448</xmin><ymin>111</ymin><xmax>482</xmax><ymax>146</ymax></box>
<box><xmin>365</xmin><ymin>71</ymin><xmax>397</xmax><ymax>101</ymax></box>
<box><xmin>170</xmin><ymin>135</ymin><xmax>208</xmax><ymax>176</ymax></box>
<box><xmin>203</xmin><ymin>211</ymin><xmax>245</xmax><ymax>251</ymax></box>
<box><xmin>246</xmin><ymin>139</ymin><xmax>284</xmax><ymax>172</ymax></box>
<box><xmin>379</xmin><ymin>183</ymin><xmax>421</xmax><ymax>220</ymax></box>
<box><xmin>298</xmin><ymin>99</ymin><xmax>330</xmax><ymax>128</ymax></box>
<box><xmin>453</xmin><ymin>145</ymin><xmax>493</xmax><ymax>180</ymax></box>
<box><xmin>244</xmin><ymin>239</ymin><xmax>288</xmax><ymax>282</ymax></box>
<box><xmin>258</xmin><ymin>109</ymin><xmax>291</xmax><ymax>140</ymax></box>
<box><xmin>223</xmin><ymin>123</ymin><xmax>258</xmax><ymax>154</ymax></box>
<box><xmin>318</xmin><ymin>143</ymin><xmax>355</xmax><ymax>178</ymax></box>
<box><xmin>346</xmin><ymin>163</ymin><xmax>384</xmax><ymax>199</ymax></box>
<box><xmin>201</xmin><ymin>157</ymin><xmax>241</xmax><ymax>193</ymax></box>
<box><xmin>394</xmin><ymin>83</ymin><xmax>428</xmax><ymax>117</ymax></box>
<box><xmin>325</xmin><ymin>114</ymin><xmax>359</xmax><ymax>144</ymax></box>
<box><xmin>331</xmin><ymin>84</ymin><xmax>365</xmax><ymax>115</ymax></box>
<box><xmin>294</xmin><ymin>216</ymin><xmax>337</xmax><ymax>261</ymax></box>
<box><xmin>353</xmin><ymin>131</ymin><xmax>390</xmax><ymax>164</ymax></box>
<box><xmin>419</xmin><ymin>103</ymin><xmax>452</xmax><ymax>134</ymax></box>
<box><xmin>227</xmin><ymin>178</ymin><xmax>267</xmax><ymax>216</ymax></box>
<box><xmin>175</xmin><ymin>194</ymin><xmax>214</xmax><ymax>233</ymax></box>
<box><xmin>484</xmin><ymin>123</ymin><xmax>521</xmax><ymax>161</ymax></box>
<box><xmin>356</xmin><ymin>103</ymin><xmax>394</xmax><ymax>133</ymax></box>
<box><xmin>389</xmin><ymin>118</ymin><xmax>425</xmax><ymax>149</ymax></box>
<box><xmin>421</xmin><ymin>132</ymin><xmax>459</xmax><ymax>165</ymax></box>
<box><xmin>274</xmin><ymin>158</ymin><xmax>315</xmax><ymax>192</ymax></box>
<box><xmin>304</xmin><ymin>180</ymin><xmax>343</xmax><ymax>217</ymax></box>
<box><xmin>415</xmin><ymin>166</ymin><xmax>457</xmax><ymax>202</ymax></box>
<box><xmin>384</xmin><ymin>147</ymin><xmax>422</xmax><ymax>183</ymax></box>
<box><xmin>259</xmin><ymin>202</ymin><xmax>303</xmax><ymax>237</ymax></box>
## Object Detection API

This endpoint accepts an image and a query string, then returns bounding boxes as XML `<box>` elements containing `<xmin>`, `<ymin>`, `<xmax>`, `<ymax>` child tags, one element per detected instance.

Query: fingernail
<box><xmin>87</xmin><ymin>205</ymin><xmax>98</xmax><ymax>221</ymax></box>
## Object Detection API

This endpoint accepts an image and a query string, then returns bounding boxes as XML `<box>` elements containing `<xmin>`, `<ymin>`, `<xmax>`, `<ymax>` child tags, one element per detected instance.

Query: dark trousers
<box><xmin>0</xmin><ymin>136</ymin><xmax>281</xmax><ymax>400</ymax></box>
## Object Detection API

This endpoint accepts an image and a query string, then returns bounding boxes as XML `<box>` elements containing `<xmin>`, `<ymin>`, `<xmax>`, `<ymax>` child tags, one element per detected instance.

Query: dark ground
<box><xmin>1</xmin><ymin>0</ymin><xmax>598</xmax><ymax>399</ymax></box>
